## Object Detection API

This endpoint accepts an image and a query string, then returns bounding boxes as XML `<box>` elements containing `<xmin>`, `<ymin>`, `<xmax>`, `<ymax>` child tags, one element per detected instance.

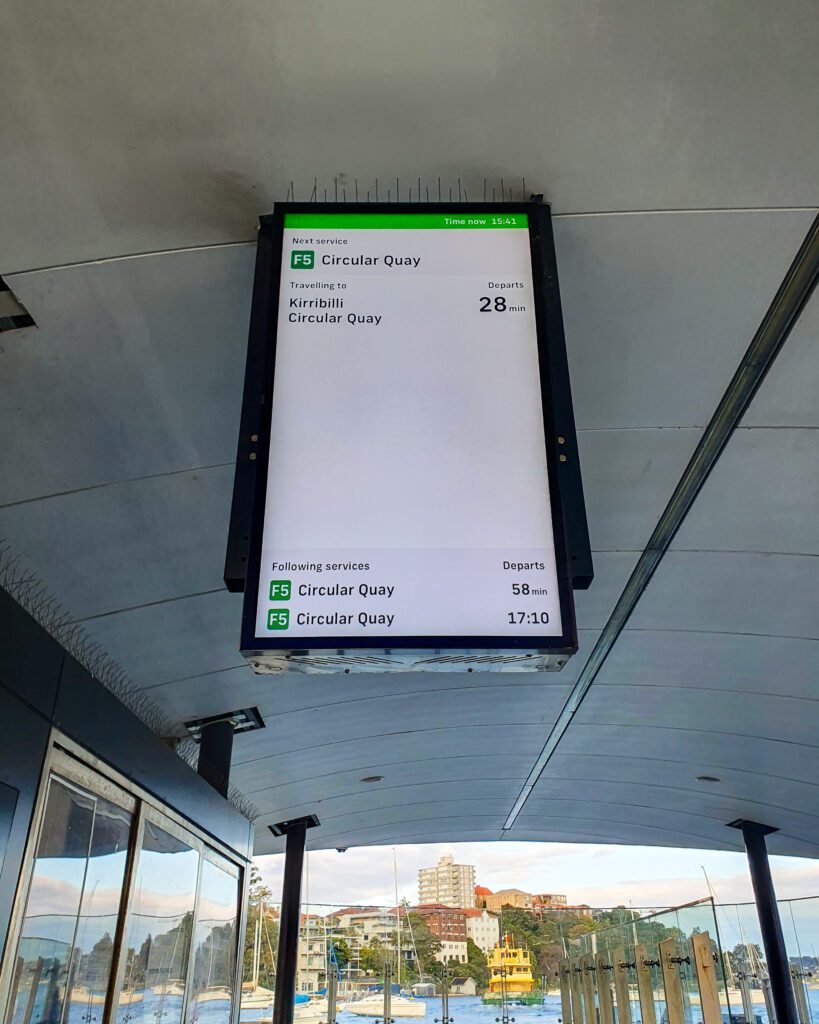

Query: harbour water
<box><xmin>239</xmin><ymin>989</ymin><xmax>819</xmax><ymax>1024</ymax></box>
<box><xmin>240</xmin><ymin>996</ymin><xmax>565</xmax><ymax>1024</ymax></box>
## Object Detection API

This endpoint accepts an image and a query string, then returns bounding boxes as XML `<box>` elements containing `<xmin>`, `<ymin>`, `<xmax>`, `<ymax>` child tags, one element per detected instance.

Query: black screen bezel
<box><xmin>240</xmin><ymin>202</ymin><xmax>577</xmax><ymax>657</ymax></box>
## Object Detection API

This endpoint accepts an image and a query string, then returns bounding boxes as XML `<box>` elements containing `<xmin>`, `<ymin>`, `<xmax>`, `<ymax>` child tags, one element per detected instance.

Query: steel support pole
<box><xmin>732</xmin><ymin>820</ymin><xmax>798</xmax><ymax>1024</ymax></box>
<box><xmin>272</xmin><ymin>819</ymin><xmax>310</xmax><ymax>1024</ymax></box>
<box><xmin>197</xmin><ymin>719</ymin><xmax>235</xmax><ymax>797</ymax></box>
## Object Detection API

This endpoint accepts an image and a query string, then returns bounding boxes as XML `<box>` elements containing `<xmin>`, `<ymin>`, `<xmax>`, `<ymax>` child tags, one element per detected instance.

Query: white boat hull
<box><xmin>346</xmin><ymin>997</ymin><xmax>426</xmax><ymax>1018</ymax></box>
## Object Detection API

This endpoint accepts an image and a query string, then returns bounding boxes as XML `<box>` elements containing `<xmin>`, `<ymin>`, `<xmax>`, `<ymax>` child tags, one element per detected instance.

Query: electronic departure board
<box><xmin>233</xmin><ymin>204</ymin><xmax>586</xmax><ymax>673</ymax></box>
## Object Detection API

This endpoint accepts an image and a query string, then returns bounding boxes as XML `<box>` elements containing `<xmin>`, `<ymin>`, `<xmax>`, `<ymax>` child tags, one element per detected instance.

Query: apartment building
<box><xmin>418</xmin><ymin>855</ymin><xmax>476</xmax><ymax>908</ymax></box>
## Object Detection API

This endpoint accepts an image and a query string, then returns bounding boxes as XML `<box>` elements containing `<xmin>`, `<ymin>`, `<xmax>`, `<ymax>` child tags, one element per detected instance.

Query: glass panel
<box><xmin>4</xmin><ymin>776</ymin><xmax>132</xmax><ymax>1024</ymax></box>
<box><xmin>64</xmin><ymin>794</ymin><xmax>132</xmax><ymax>1024</ymax></box>
<box><xmin>187</xmin><ymin>860</ymin><xmax>239</xmax><ymax>1024</ymax></box>
<box><xmin>116</xmin><ymin>821</ymin><xmax>200</xmax><ymax>1024</ymax></box>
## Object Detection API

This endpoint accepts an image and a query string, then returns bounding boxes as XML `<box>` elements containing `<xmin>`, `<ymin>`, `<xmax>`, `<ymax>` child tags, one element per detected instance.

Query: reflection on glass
<box><xmin>187</xmin><ymin>861</ymin><xmax>239</xmax><ymax>1024</ymax></box>
<box><xmin>117</xmin><ymin>822</ymin><xmax>199</xmax><ymax>1024</ymax></box>
<box><xmin>4</xmin><ymin>776</ymin><xmax>132</xmax><ymax>1024</ymax></box>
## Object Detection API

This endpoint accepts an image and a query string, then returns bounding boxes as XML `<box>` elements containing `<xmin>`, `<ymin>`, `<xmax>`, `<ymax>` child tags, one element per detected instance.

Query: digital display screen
<box><xmin>244</xmin><ymin>208</ymin><xmax>575</xmax><ymax>661</ymax></box>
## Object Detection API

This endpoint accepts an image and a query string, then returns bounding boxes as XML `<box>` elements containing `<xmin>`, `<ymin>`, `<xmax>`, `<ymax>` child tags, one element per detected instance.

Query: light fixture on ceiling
<box><xmin>360</xmin><ymin>775</ymin><xmax>384</xmax><ymax>783</ymax></box>
<box><xmin>184</xmin><ymin>706</ymin><xmax>264</xmax><ymax>738</ymax></box>
<box><xmin>696</xmin><ymin>775</ymin><xmax>721</xmax><ymax>784</ymax></box>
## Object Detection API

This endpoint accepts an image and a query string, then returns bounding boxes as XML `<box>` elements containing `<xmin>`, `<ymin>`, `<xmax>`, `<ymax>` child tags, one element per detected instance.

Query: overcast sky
<box><xmin>255</xmin><ymin>841</ymin><xmax>819</xmax><ymax>944</ymax></box>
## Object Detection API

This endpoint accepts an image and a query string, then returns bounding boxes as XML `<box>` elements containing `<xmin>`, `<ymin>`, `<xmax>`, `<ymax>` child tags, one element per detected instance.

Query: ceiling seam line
<box><xmin>73</xmin><ymin>587</ymin><xmax>224</xmax><ymax>622</ymax></box>
<box><xmin>502</xmin><ymin>211</ymin><xmax>819</xmax><ymax>832</ymax></box>
<box><xmin>7</xmin><ymin>208</ymin><xmax>818</xmax><ymax>279</ymax></box>
<box><xmin>0</xmin><ymin>461</ymin><xmax>234</xmax><ymax>510</ymax></box>
<box><xmin>251</xmin><ymin>784</ymin><xmax>522</xmax><ymax>811</ymax></box>
<box><xmin>582</xmin><ymin>683</ymin><xmax>819</xmax><ymax>701</ymax></box>
<box><xmin>139</xmin><ymin>663</ymin><xmax>249</xmax><ymax>691</ymax></box>
<box><xmin>654</xmin><ymin>549</ymin><xmax>819</xmax><ymax>558</ymax></box>
<box><xmin>541</xmin><ymin>752</ymin><xmax>819</xmax><ymax>790</ymax></box>
<box><xmin>172</xmin><ymin>678</ymin><xmax>570</xmax><ymax>716</ymax></box>
<box><xmin>229</xmin><ymin>721</ymin><xmax>555</xmax><ymax>766</ymax></box>
<box><xmin>520</xmin><ymin>781</ymin><xmax>819</xmax><ymax>822</ymax></box>
<box><xmin>234</xmin><ymin>752</ymin><xmax>539</xmax><ymax>787</ymax></box>
<box><xmin>309</xmin><ymin>817</ymin><xmax>736</xmax><ymax>846</ymax></box>
<box><xmin>564</xmin><ymin>722</ymin><xmax>819</xmax><ymax>748</ymax></box>
<box><xmin>615</xmin><ymin>626</ymin><xmax>819</xmax><ymax>641</ymax></box>
<box><xmin>5</xmin><ymin>240</ymin><xmax>256</xmax><ymax>278</ymax></box>
<box><xmin>553</xmin><ymin>206</ymin><xmax>819</xmax><ymax>220</ymax></box>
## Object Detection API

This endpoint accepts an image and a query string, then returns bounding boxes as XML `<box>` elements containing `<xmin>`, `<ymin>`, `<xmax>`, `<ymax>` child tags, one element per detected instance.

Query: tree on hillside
<box><xmin>727</xmin><ymin>943</ymin><xmax>764</xmax><ymax>978</ymax></box>
<box><xmin>330</xmin><ymin>936</ymin><xmax>351</xmax><ymax>973</ymax></box>
<box><xmin>462</xmin><ymin>938</ymin><xmax>489</xmax><ymax>991</ymax></box>
<box><xmin>406</xmin><ymin>914</ymin><xmax>442</xmax><ymax>978</ymax></box>
<box><xmin>359</xmin><ymin>938</ymin><xmax>388</xmax><ymax>976</ymax></box>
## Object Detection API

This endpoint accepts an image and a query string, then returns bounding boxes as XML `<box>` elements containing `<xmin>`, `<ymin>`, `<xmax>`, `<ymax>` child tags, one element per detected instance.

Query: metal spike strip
<box><xmin>0</xmin><ymin>541</ymin><xmax>259</xmax><ymax>822</ymax></box>
<box><xmin>283</xmin><ymin>177</ymin><xmax>536</xmax><ymax>204</ymax></box>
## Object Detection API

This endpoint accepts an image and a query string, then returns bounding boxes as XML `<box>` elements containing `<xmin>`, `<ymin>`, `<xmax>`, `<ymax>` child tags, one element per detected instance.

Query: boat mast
<box><xmin>254</xmin><ymin>916</ymin><xmax>261</xmax><ymax>988</ymax></box>
<box><xmin>393</xmin><ymin>848</ymin><xmax>401</xmax><ymax>988</ymax></box>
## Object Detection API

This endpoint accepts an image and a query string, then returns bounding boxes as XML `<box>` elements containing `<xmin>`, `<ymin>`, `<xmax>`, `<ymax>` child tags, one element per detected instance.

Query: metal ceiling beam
<box><xmin>503</xmin><ymin>211</ymin><xmax>819</xmax><ymax>831</ymax></box>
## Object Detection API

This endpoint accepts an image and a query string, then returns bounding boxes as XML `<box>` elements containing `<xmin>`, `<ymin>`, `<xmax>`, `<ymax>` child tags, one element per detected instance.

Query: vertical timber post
<box><xmin>594</xmin><ymin>952</ymin><xmax>614</xmax><ymax>1024</ymax></box>
<box><xmin>570</xmin><ymin>958</ymin><xmax>584</xmax><ymax>1024</ymax></box>
<box><xmin>658</xmin><ymin>937</ymin><xmax>685</xmax><ymax>1024</ymax></box>
<box><xmin>611</xmin><ymin>949</ymin><xmax>632</xmax><ymax>1024</ymax></box>
<box><xmin>690</xmin><ymin>932</ymin><xmax>721</xmax><ymax>1024</ymax></box>
<box><xmin>558</xmin><ymin>959</ymin><xmax>572</xmax><ymax>1024</ymax></box>
<box><xmin>270</xmin><ymin>815</ymin><xmax>320</xmax><ymax>1024</ymax></box>
<box><xmin>730</xmin><ymin>820</ymin><xmax>798</xmax><ymax>1024</ymax></box>
<box><xmin>633</xmin><ymin>944</ymin><xmax>657</xmax><ymax>1024</ymax></box>
<box><xmin>580</xmin><ymin>954</ymin><xmax>596</xmax><ymax>1024</ymax></box>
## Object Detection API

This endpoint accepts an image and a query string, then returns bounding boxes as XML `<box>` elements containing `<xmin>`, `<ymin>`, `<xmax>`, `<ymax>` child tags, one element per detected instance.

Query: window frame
<box><xmin>0</xmin><ymin>732</ymin><xmax>247</xmax><ymax>1024</ymax></box>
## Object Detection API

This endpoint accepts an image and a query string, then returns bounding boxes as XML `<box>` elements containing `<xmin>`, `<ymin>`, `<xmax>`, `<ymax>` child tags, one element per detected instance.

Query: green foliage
<box><xmin>359</xmin><ymin>938</ymin><xmax>387</xmax><ymax>976</ymax></box>
<box><xmin>331</xmin><ymin>937</ymin><xmax>351</xmax><ymax>972</ymax></box>
<box><xmin>726</xmin><ymin>943</ymin><xmax>764</xmax><ymax>978</ymax></box>
<box><xmin>490</xmin><ymin>907</ymin><xmax>646</xmax><ymax>988</ymax></box>
<box><xmin>460</xmin><ymin>938</ymin><xmax>489</xmax><ymax>991</ymax></box>
<box><xmin>406</xmin><ymin>914</ymin><xmax>442</xmax><ymax>977</ymax></box>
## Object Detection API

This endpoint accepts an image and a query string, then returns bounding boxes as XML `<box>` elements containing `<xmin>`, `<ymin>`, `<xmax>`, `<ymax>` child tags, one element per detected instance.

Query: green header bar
<box><xmin>284</xmin><ymin>212</ymin><xmax>528</xmax><ymax>230</ymax></box>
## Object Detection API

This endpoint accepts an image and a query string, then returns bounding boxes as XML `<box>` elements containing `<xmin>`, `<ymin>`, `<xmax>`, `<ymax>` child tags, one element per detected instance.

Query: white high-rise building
<box><xmin>417</xmin><ymin>854</ymin><xmax>476</xmax><ymax>908</ymax></box>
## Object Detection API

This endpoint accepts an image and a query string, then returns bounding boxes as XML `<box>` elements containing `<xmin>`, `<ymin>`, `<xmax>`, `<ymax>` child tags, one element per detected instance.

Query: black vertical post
<box><xmin>197</xmin><ymin>719</ymin><xmax>235</xmax><ymax>797</ymax></box>
<box><xmin>732</xmin><ymin>820</ymin><xmax>798</xmax><ymax>1024</ymax></box>
<box><xmin>272</xmin><ymin>818</ymin><xmax>316</xmax><ymax>1024</ymax></box>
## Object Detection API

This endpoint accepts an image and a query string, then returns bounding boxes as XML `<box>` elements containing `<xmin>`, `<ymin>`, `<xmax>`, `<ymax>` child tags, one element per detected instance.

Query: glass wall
<box><xmin>713</xmin><ymin>897</ymin><xmax>819</xmax><ymax>1024</ymax></box>
<box><xmin>187</xmin><ymin>859</ymin><xmax>240</xmax><ymax>1024</ymax></box>
<box><xmin>116</xmin><ymin>819</ymin><xmax>200</xmax><ymax>1024</ymax></box>
<box><xmin>0</xmin><ymin>746</ymin><xmax>244</xmax><ymax>1024</ymax></box>
<box><xmin>566</xmin><ymin>897</ymin><xmax>819</xmax><ymax>1024</ymax></box>
<box><xmin>4</xmin><ymin>775</ymin><xmax>134</xmax><ymax>1024</ymax></box>
<box><xmin>568</xmin><ymin>901</ymin><xmax>734</xmax><ymax>1024</ymax></box>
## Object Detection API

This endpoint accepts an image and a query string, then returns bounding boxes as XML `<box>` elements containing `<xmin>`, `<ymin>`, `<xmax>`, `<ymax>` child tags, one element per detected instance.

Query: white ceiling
<box><xmin>1</xmin><ymin>0</ymin><xmax>817</xmax><ymax>859</ymax></box>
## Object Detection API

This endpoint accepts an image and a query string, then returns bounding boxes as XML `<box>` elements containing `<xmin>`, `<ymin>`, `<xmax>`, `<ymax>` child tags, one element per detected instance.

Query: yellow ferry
<box><xmin>482</xmin><ymin>933</ymin><xmax>542</xmax><ymax>1006</ymax></box>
